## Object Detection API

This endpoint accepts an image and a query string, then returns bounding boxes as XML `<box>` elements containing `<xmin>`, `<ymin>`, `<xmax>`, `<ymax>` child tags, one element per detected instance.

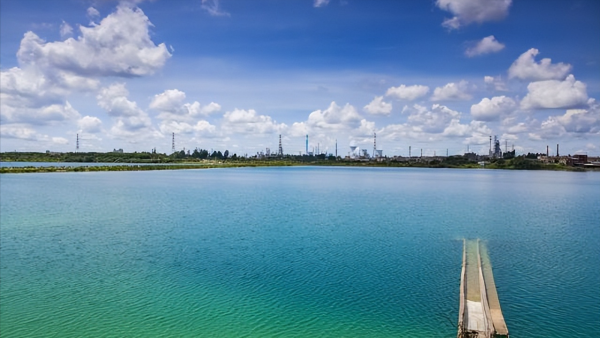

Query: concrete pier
<box><xmin>458</xmin><ymin>239</ymin><xmax>509</xmax><ymax>338</ymax></box>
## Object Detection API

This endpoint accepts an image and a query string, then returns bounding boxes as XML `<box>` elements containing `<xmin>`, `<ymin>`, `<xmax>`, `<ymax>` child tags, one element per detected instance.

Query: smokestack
<box><xmin>547</xmin><ymin>145</ymin><xmax>549</xmax><ymax>157</ymax></box>
<box><xmin>409</xmin><ymin>146</ymin><xmax>411</xmax><ymax>158</ymax></box>
<box><xmin>306</xmin><ymin>135</ymin><xmax>308</xmax><ymax>155</ymax></box>
<box><xmin>557</xmin><ymin>144</ymin><xmax>559</xmax><ymax>157</ymax></box>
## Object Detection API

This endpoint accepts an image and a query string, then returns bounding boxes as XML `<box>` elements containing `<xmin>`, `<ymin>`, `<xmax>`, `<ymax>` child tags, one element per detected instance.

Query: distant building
<box><xmin>463</xmin><ymin>152</ymin><xmax>478</xmax><ymax>161</ymax></box>
<box><xmin>568</xmin><ymin>154</ymin><xmax>588</xmax><ymax>166</ymax></box>
<box><xmin>113</xmin><ymin>148</ymin><xmax>124</xmax><ymax>153</ymax></box>
<box><xmin>492</xmin><ymin>136</ymin><xmax>502</xmax><ymax>158</ymax></box>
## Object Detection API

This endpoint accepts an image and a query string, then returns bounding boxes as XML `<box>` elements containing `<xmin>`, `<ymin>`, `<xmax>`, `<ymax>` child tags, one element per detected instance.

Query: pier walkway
<box><xmin>457</xmin><ymin>239</ymin><xmax>509</xmax><ymax>338</ymax></box>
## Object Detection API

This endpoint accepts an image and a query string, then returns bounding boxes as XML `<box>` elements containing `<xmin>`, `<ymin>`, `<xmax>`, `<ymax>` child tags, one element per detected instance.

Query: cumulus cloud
<box><xmin>287</xmin><ymin>102</ymin><xmax>373</xmax><ymax>151</ymax></box>
<box><xmin>201</xmin><ymin>0</ymin><xmax>230</xmax><ymax>16</ymax></box>
<box><xmin>149</xmin><ymin>89</ymin><xmax>222</xmax><ymax>137</ymax></box>
<box><xmin>52</xmin><ymin>137</ymin><xmax>69</xmax><ymax>145</ymax></box>
<box><xmin>484</xmin><ymin>75</ymin><xmax>507</xmax><ymax>91</ymax></box>
<box><xmin>404</xmin><ymin>104</ymin><xmax>461</xmax><ymax>133</ymax></box>
<box><xmin>158</xmin><ymin>120</ymin><xmax>218</xmax><ymax>138</ymax></box>
<box><xmin>508</xmin><ymin>48</ymin><xmax>572</xmax><ymax>81</ymax></box>
<box><xmin>1</xmin><ymin>3</ymin><xmax>171</xmax><ymax>142</ymax></box>
<box><xmin>527</xmin><ymin>100</ymin><xmax>599</xmax><ymax>140</ymax></box>
<box><xmin>0</xmin><ymin>71</ymin><xmax>80</xmax><ymax>125</ymax></box>
<box><xmin>554</xmin><ymin>106</ymin><xmax>600</xmax><ymax>134</ymax></box>
<box><xmin>150</xmin><ymin>89</ymin><xmax>186</xmax><ymax>112</ymax></box>
<box><xmin>59</xmin><ymin>21</ymin><xmax>73</xmax><ymax>38</ymax></box>
<box><xmin>0</xmin><ymin>125</ymin><xmax>46</xmax><ymax>141</ymax></box>
<box><xmin>363</xmin><ymin>96</ymin><xmax>392</xmax><ymax>115</ymax></box>
<box><xmin>465</xmin><ymin>35</ymin><xmax>505</xmax><ymax>57</ymax></box>
<box><xmin>314</xmin><ymin>0</ymin><xmax>330</xmax><ymax>8</ymax></box>
<box><xmin>436</xmin><ymin>0</ymin><xmax>512</xmax><ymax>29</ymax></box>
<box><xmin>520</xmin><ymin>75</ymin><xmax>588</xmax><ymax>110</ymax></box>
<box><xmin>97</xmin><ymin>83</ymin><xmax>159</xmax><ymax>142</ymax></box>
<box><xmin>78</xmin><ymin>116</ymin><xmax>103</xmax><ymax>133</ymax></box>
<box><xmin>507</xmin><ymin>122</ymin><xmax>529</xmax><ymax>134</ymax></box>
<box><xmin>307</xmin><ymin>102</ymin><xmax>362</xmax><ymax>131</ymax></box>
<box><xmin>386</xmin><ymin>84</ymin><xmax>430</xmax><ymax>101</ymax></box>
<box><xmin>222</xmin><ymin>109</ymin><xmax>286</xmax><ymax>135</ymax></box>
<box><xmin>381</xmin><ymin>104</ymin><xmax>490</xmax><ymax>145</ymax></box>
<box><xmin>0</xmin><ymin>90</ymin><xmax>79</xmax><ymax>125</ymax></box>
<box><xmin>18</xmin><ymin>5</ymin><xmax>171</xmax><ymax>78</ymax></box>
<box><xmin>150</xmin><ymin>89</ymin><xmax>221</xmax><ymax>120</ymax></box>
<box><xmin>431</xmin><ymin>81</ymin><xmax>472</xmax><ymax>101</ymax></box>
<box><xmin>470</xmin><ymin>96</ymin><xmax>517</xmax><ymax>121</ymax></box>
<box><xmin>87</xmin><ymin>7</ymin><xmax>100</xmax><ymax>18</ymax></box>
<box><xmin>1</xmin><ymin>67</ymin><xmax>71</xmax><ymax>112</ymax></box>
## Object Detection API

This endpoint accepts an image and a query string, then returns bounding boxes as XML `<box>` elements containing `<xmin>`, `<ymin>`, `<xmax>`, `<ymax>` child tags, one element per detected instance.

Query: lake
<box><xmin>1</xmin><ymin>167</ymin><xmax>598</xmax><ymax>337</ymax></box>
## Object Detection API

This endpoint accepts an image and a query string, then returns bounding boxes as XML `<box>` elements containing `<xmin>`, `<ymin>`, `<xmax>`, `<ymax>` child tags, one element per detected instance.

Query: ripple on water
<box><xmin>1</xmin><ymin>168</ymin><xmax>599</xmax><ymax>337</ymax></box>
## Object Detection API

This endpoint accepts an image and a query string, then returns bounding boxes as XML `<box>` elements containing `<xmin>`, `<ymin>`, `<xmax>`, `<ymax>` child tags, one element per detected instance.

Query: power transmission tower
<box><xmin>172</xmin><ymin>133</ymin><xmax>175</xmax><ymax>153</ymax></box>
<box><xmin>278</xmin><ymin>134</ymin><xmax>283</xmax><ymax>157</ymax></box>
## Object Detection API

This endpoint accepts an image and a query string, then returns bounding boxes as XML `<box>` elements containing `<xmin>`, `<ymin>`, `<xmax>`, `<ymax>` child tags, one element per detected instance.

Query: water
<box><xmin>1</xmin><ymin>167</ymin><xmax>598</xmax><ymax>337</ymax></box>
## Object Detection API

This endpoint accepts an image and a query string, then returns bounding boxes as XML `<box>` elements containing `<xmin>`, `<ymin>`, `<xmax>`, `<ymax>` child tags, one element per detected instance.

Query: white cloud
<box><xmin>465</xmin><ymin>35</ymin><xmax>505</xmax><ymax>57</ymax></box>
<box><xmin>404</xmin><ymin>104</ymin><xmax>461</xmax><ymax>133</ymax></box>
<box><xmin>436</xmin><ymin>0</ymin><xmax>512</xmax><ymax>29</ymax></box>
<box><xmin>0</xmin><ymin>4</ymin><xmax>171</xmax><ymax>144</ymax></box>
<box><xmin>97</xmin><ymin>83</ymin><xmax>159</xmax><ymax>142</ymax></box>
<box><xmin>484</xmin><ymin>75</ymin><xmax>507</xmax><ymax>91</ymax></box>
<box><xmin>222</xmin><ymin>109</ymin><xmax>286</xmax><ymax>135</ymax></box>
<box><xmin>0</xmin><ymin>125</ymin><xmax>45</xmax><ymax>141</ymax></box>
<box><xmin>288</xmin><ymin>102</ymin><xmax>375</xmax><ymax>151</ymax></box>
<box><xmin>87</xmin><ymin>7</ymin><xmax>100</xmax><ymax>18</ymax></box>
<box><xmin>471</xmin><ymin>96</ymin><xmax>517</xmax><ymax>121</ymax></box>
<box><xmin>385</xmin><ymin>84</ymin><xmax>430</xmax><ymax>101</ymax></box>
<box><xmin>380</xmin><ymin>104</ymin><xmax>491</xmax><ymax>146</ymax></box>
<box><xmin>18</xmin><ymin>5</ymin><xmax>171</xmax><ymax>78</ymax></box>
<box><xmin>1</xmin><ymin>67</ymin><xmax>70</xmax><ymax>113</ymax></box>
<box><xmin>201</xmin><ymin>0</ymin><xmax>230</xmax><ymax>16</ymax></box>
<box><xmin>554</xmin><ymin>107</ymin><xmax>600</xmax><ymax>134</ymax></box>
<box><xmin>363</xmin><ymin>96</ymin><xmax>392</xmax><ymax>115</ymax></box>
<box><xmin>314</xmin><ymin>0</ymin><xmax>330</xmax><ymax>8</ymax></box>
<box><xmin>97</xmin><ymin>83</ymin><xmax>145</xmax><ymax>118</ymax></box>
<box><xmin>150</xmin><ymin>89</ymin><xmax>186</xmax><ymax>112</ymax></box>
<box><xmin>521</xmin><ymin>75</ymin><xmax>588</xmax><ymax>110</ymax></box>
<box><xmin>52</xmin><ymin>137</ymin><xmax>69</xmax><ymax>145</ymax></box>
<box><xmin>508</xmin><ymin>48</ymin><xmax>572</xmax><ymax>81</ymax></box>
<box><xmin>431</xmin><ymin>81</ymin><xmax>471</xmax><ymax>101</ymax></box>
<box><xmin>59</xmin><ymin>21</ymin><xmax>73</xmax><ymax>38</ymax></box>
<box><xmin>150</xmin><ymin>89</ymin><xmax>222</xmax><ymax>120</ymax></box>
<box><xmin>307</xmin><ymin>101</ymin><xmax>362</xmax><ymax>131</ymax></box>
<box><xmin>527</xmin><ymin>100</ymin><xmax>599</xmax><ymax>140</ymax></box>
<box><xmin>507</xmin><ymin>122</ymin><xmax>528</xmax><ymax>134</ymax></box>
<box><xmin>0</xmin><ymin>79</ymin><xmax>80</xmax><ymax>126</ymax></box>
<box><xmin>78</xmin><ymin>116</ymin><xmax>103</xmax><ymax>133</ymax></box>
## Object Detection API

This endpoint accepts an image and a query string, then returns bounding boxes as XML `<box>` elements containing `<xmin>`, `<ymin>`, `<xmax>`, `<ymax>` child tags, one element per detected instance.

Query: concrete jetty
<box><xmin>457</xmin><ymin>239</ymin><xmax>509</xmax><ymax>338</ymax></box>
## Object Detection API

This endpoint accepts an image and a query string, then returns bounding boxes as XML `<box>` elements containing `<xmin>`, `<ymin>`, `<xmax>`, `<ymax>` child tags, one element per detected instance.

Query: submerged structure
<box><xmin>458</xmin><ymin>239</ymin><xmax>509</xmax><ymax>338</ymax></box>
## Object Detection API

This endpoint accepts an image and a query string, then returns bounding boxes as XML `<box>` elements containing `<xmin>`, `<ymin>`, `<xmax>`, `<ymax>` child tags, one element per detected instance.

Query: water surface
<box><xmin>1</xmin><ymin>167</ymin><xmax>598</xmax><ymax>337</ymax></box>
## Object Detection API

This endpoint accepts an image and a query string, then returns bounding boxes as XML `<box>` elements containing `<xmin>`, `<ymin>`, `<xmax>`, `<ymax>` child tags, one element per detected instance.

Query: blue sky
<box><xmin>1</xmin><ymin>0</ymin><xmax>599</xmax><ymax>156</ymax></box>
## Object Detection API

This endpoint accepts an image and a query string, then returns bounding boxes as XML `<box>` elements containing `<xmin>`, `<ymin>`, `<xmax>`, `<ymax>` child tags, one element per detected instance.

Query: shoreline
<box><xmin>1</xmin><ymin>160</ymin><xmax>594</xmax><ymax>174</ymax></box>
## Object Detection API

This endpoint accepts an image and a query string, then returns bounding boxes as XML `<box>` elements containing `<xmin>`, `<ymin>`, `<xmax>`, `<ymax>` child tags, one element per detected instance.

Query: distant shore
<box><xmin>1</xmin><ymin>157</ymin><xmax>595</xmax><ymax>174</ymax></box>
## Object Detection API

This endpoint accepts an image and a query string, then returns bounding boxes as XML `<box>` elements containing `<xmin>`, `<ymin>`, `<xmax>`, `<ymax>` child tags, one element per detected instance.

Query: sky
<box><xmin>1</xmin><ymin>0</ymin><xmax>599</xmax><ymax>157</ymax></box>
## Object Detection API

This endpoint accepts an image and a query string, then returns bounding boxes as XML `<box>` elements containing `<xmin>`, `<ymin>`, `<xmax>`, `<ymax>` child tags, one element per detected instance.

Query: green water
<box><xmin>1</xmin><ymin>167</ymin><xmax>599</xmax><ymax>337</ymax></box>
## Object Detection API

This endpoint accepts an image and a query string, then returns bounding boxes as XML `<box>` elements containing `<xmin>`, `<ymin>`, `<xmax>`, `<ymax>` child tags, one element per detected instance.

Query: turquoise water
<box><xmin>1</xmin><ymin>167</ymin><xmax>598</xmax><ymax>337</ymax></box>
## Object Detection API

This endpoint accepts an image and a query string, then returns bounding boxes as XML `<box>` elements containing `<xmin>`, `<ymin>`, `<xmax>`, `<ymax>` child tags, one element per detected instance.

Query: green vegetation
<box><xmin>1</xmin><ymin>151</ymin><xmax>593</xmax><ymax>174</ymax></box>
